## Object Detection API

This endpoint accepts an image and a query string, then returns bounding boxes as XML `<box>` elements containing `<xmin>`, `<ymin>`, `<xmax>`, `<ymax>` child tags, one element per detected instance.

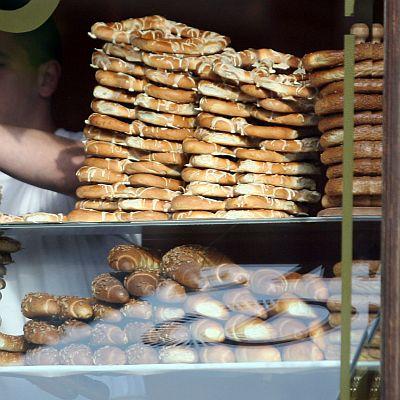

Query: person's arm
<box><xmin>0</xmin><ymin>124</ymin><xmax>85</xmax><ymax>195</ymax></box>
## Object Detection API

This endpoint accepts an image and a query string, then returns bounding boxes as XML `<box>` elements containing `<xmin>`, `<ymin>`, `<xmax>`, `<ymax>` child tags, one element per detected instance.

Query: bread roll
<box><xmin>0</xmin><ymin>237</ymin><xmax>21</xmax><ymax>253</ymax></box>
<box><xmin>0</xmin><ymin>332</ymin><xmax>27</xmax><ymax>352</ymax></box>
<box><xmin>108</xmin><ymin>244</ymin><xmax>161</xmax><ymax>274</ymax></box>
<box><xmin>161</xmin><ymin>244</ymin><xmax>240</xmax><ymax>290</ymax></box>
<box><xmin>222</xmin><ymin>288</ymin><xmax>267</xmax><ymax>318</ymax></box>
<box><xmin>21</xmin><ymin>292</ymin><xmax>60</xmax><ymax>319</ymax></box>
<box><xmin>199</xmin><ymin>345</ymin><xmax>235</xmax><ymax>363</ymax></box>
<box><xmin>225</xmin><ymin>315</ymin><xmax>277</xmax><ymax>342</ymax></box>
<box><xmin>92</xmin><ymin>302</ymin><xmax>123</xmax><ymax>322</ymax></box>
<box><xmin>58</xmin><ymin>296</ymin><xmax>94</xmax><ymax>320</ymax></box>
<box><xmin>124</xmin><ymin>271</ymin><xmax>159</xmax><ymax>297</ymax></box>
<box><xmin>333</xmin><ymin>260</ymin><xmax>380</xmax><ymax>277</ymax></box>
<box><xmin>60</xmin><ymin>320</ymin><xmax>92</xmax><ymax>344</ymax></box>
<box><xmin>249</xmin><ymin>269</ymin><xmax>286</xmax><ymax>298</ymax></box>
<box><xmin>59</xmin><ymin>344</ymin><xmax>93</xmax><ymax>365</ymax></box>
<box><xmin>25</xmin><ymin>347</ymin><xmax>59</xmax><ymax>366</ymax></box>
<box><xmin>125</xmin><ymin>321</ymin><xmax>154</xmax><ymax>344</ymax></box>
<box><xmin>156</xmin><ymin>279</ymin><xmax>187</xmax><ymax>303</ymax></box>
<box><xmin>126</xmin><ymin>344</ymin><xmax>159</xmax><ymax>364</ymax></box>
<box><xmin>159</xmin><ymin>346</ymin><xmax>199</xmax><ymax>364</ymax></box>
<box><xmin>281</xmin><ymin>342</ymin><xmax>324</xmax><ymax>361</ymax></box>
<box><xmin>144</xmin><ymin>322</ymin><xmax>190</xmax><ymax>345</ymax></box>
<box><xmin>235</xmin><ymin>345</ymin><xmax>281</xmax><ymax>362</ymax></box>
<box><xmin>92</xmin><ymin>273</ymin><xmax>130</xmax><ymax>304</ymax></box>
<box><xmin>121</xmin><ymin>299</ymin><xmax>152</xmax><ymax>320</ymax></box>
<box><xmin>90</xmin><ymin>323</ymin><xmax>128</xmax><ymax>346</ymax></box>
<box><xmin>153</xmin><ymin>306</ymin><xmax>186</xmax><ymax>323</ymax></box>
<box><xmin>0</xmin><ymin>351</ymin><xmax>25</xmax><ymax>366</ymax></box>
<box><xmin>185</xmin><ymin>294</ymin><xmax>230</xmax><ymax>320</ymax></box>
<box><xmin>93</xmin><ymin>346</ymin><xmax>127</xmax><ymax>365</ymax></box>
<box><xmin>190</xmin><ymin>319</ymin><xmax>225</xmax><ymax>343</ymax></box>
<box><xmin>24</xmin><ymin>320</ymin><xmax>61</xmax><ymax>345</ymax></box>
<box><xmin>273</xmin><ymin>294</ymin><xmax>318</xmax><ymax>319</ymax></box>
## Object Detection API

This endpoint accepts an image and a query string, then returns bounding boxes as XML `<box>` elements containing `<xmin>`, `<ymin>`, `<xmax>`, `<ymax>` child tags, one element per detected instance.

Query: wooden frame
<box><xmin>382</xmin><ymin>0</ymin><xmax>400</xmax><ymax>398</ymax></box>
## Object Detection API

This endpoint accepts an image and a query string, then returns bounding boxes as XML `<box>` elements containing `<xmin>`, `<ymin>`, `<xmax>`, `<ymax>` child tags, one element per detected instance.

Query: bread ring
<box><xmin>321</xmin><ymin>141</ymin><xmax>382</xmax><ymax>165</ymax></box>
<box><xmin>326</xmin><ymin>159</ymin><xmax>382</xmax><ymax>179</ymax></box>
<box><xmin>67</xmin><ymin>209</ymin><xmax>169</xmax><ymax>222</ymax></box>
<box><xmin>320</xmin><ymin>125</ymin><xmax>383</xmax><ymax>148</ymax></box>
<box><xmin>216</xmin><ymin>209</ymin><xmax>290</xmax><ymax>219</ymax></box>
<box><xmin>130</xmin><ymin>37</ymin><xmax>229</xmax><ymax>56</ymax></box>
<box><xmin>322</xmin><ymin>195</ymin><xmax>382</xmax><ymax>208</ymax></box>
<box><xmin>225</xmin><ymin>195</ymin><xmax>307</xmax><ymax>215</ymax></box>
<box><xmin>234</xmin><ymin>148</ymin><xmax>310</xmax><ymax>163</ymax></box>
<box><xmin>76</xmin><ymin>166</ymin><xmax>129</xmax><ymax>184</ymax></box>
<box><xmin>240</xmin><ymin>84</ymin><xmax>271</xmax><ymax>99</ymax></box>
<box><xmin>124</xmin><ymin>161</ymin><xmax>181</xmax><ymax>177</ymax></box>
<box><xmin>315</xmin><ymin>94</ymin><xmax>383</xmax><ymax>116</ymax></box>
<box><xmin>118</xmin><ymin>198</ymin><xmax>171</xmax><ymax>212</ymax></box>
<box><xmin>172</xmin><ymin>211</ymin><xmax>219</xmax><ymax>220</ymax></box>
<box><xmin>171</xmin><ymin>195</ymin><xmax>226</xmax><ymax>211</ymax></box>
<box><xmin>249</xmin><ymin>107</ymin><xmax>319</xmax><ymax>127</ymax></box>
<box><xmin>129</xmin><ymin>173</ymin><xmax>184</xmax><ymax>191</ymax></box>
<box><xmin>145</xmin><ymin>68</ymin><xmax>198</xmax><ymax>89</ymax></box>
<box><xmin>310</xmin><ymin>60</ymin><xmax>384</xmax><ymax>88</ymax></box>
<box><xmin>197</xmin><ymin>112</ymin><xmax>313</xmax><ymax>139</ymax></box>
<box><xmin>195</xmin><ymin>127</ymin><xmax>256</xmax><ymax>148</ymax></box>
<box><xmin>318</xmin><ymin>111</ymin><xmax>383</xmax><ymax>132</ymax></box>
<box><xmin>237</xmin><ymin>160</ymin><xmax>320</xmax><ymax>175</ymax></box>
<box><xmin>140</xmin><ymin>152</ymin><xmax>187</xmax><ymax>166</ymax></box>
<box><xmin>212</xmin><ymin>61</ymin><xmax>255</xmax><ymax>84</ymax></box>
<box><xmin>302</xmin><ymin>43</ymin><xmax>384</xmax><ymax>72</ymax></box>
<box><xmin>258</xmin><ymin>98</ymin><xmax>314</xmax><ymax>114</ymax></box>
<box><xmin>86</xmin><ymin>113</ymin><xmax>133</xmax><ymax>135</ymax></box>
<box><xmin>183</xmin><ymin>138</ymin><xmax>235</xmax><ymax>157</ymax></box>
<box><xmin>185</xmin><ymin>182</ymin><xmax>235</xmax><ymax>198</ymax></box>
<box><xmin>76</xmin><ymin>200</ymin><xmax>119</xmax><ymax>211</ymax></box>
<box><xmin>181</xmin><ymin>167</ymin><xmax>236</xmax><ymax>185</ymax></box>
<box><xmin>325</xmin><ymin>176</ymin><xmax>382</xmax><ymax>196</ymax></box>
<box><xmin>125</xmin><ymin>136</ymin><xmax>183</xmax><ymax>153</ymax></box>
<box><xmin>198</xmin><ymin>80</ymin><xmax>256</xmax><ymax>102</ymax></box>
<box><xmin>91</xmin><ymin>99</ymin><xmax>137</xmax><ymax>120</ymax></box>
<box><xmin>144</xmin><ymin>83</ymin><xmax>197</xmax><ymax>103</ymax></box>
<box><xmin>84</xmin><ymin>140</ymin><xmax>144</xmax><ymax>160</ymax></box>
<box><xmin>233</xmin><ymin>184</ymin><xmax>321</xmax><ymax>203</ymax></box>
<box><xmin>236</xmin><ymin>173</ymin><xmax>317</xmax><ymax>190</ymax></box>
<box><xmin>93</xmin><ymin>85</ymin><xmax>136</xmax><ymax>104</ymax></box>
<box><xmin>126</xmin><ymin>120</ymin><xmax>193</xmax><ymax>141</ymax></box>
<box><xmin>76</xmin><ymin>184</ymin><xmax>181</xmax><ymax>201</ymax></box>
<box><xmin>102</xmin><ymin>43</ymin><xmax>142</xmax><ymax>63</ymax></box>
<box><xmin>320</xmin><ymin>79</ymin><xmax>384</xmax><ymax>97</ymax></box>
<box><xmin>199</xmin><ymin>97</ymin><xmax>251</xmax><ymax>118</ymax></box>
<box><xmin>260</xmin><ymin>137</ymin><xmax>320</xmax><ymax>153</ymax></box>
<box><xmin>84</xmin><ymin>125</ymin><xmax>127</xmax><ymax>146</ymax></box>
<box><xmin>91</xmin><ymin>50</ymin><xmax>146</xmax><ymax>77</ymax></box>
<box><xmin>141</xmin><ymin>52</ymin><xmax>198</xmax><ymax>72</ymax></box>
<box><xmin>95</xmin><ymin>70</ymin><xmax>147</xmax><ymax>92</ymax></box>
<box><xmin>135</xmin><ymin>93</ymin><xmax>198</xmax><ymax>116</ymax></box>
<box><xmin>84</xmin><ymin>157</ymin><xmax>130</xmax><ymax>173</ymax></box>
<box><xmin>137</xmin><ymin>109</ymin><xmax>196</xmax><ymax>129</ymax></box>
<box><xmin>189</xmin><ymin>154</ymin><xmax>238</xmax><ymax>172</ymax></box>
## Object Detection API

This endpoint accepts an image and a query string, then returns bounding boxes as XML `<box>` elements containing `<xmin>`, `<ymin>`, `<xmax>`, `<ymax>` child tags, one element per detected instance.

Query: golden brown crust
<box><xmin>249</xmin><ymin>106</ymin><xmax>319</xmax><ymax>127</ymax></box>
<box><xmin>236</xmin><ymin>173</ymin><xmax>317</xmax><ymax>190</ymax></box>
<box><xmin>199</xmin><ymin>97</ymin><xmax>251</xmax><ymax>118</ymax></box>
<box><xmin>258</xmin><ymin>97</ymin><xmax>314</xmax><ymax>113</ymax></box>
<box><xmin>91</xmin><ymin>50</ymin><xmax>146</xmax><ymax>76</ymax></box>
<box><xmin>319</xmin><ymin>79</ymin><xmax>384</xmax><ymax>97</ymax></box>
<box><xmin>185</xmin><ymin>182</ymin><xmax>235</xmax><ymax>198</ymax></box>
<box><xmin>234</xmin><ymin>148</ymin><xmax>309</xmax><ymax>163</ymax></box>
<box><xmin>124</xmin><ymin>161</ymin><xmax>181</xmax><ymax>177</ymax></box>
<box><xmin>76</xmin><ymin>166</ymin><xmax>129</xmax><ymax>184</ymax></box>
<box><xmin>318</xmin><ymin>111</ymin><xmax>383</xmax><ymax>132</ymax></box>
<box><xmin>188</xmin><ymin>154</ymin><xmax>238</xmax><ymax>172</ymax></box>
<box><xmin>320</xmin><ymin>125</ymin><xmax>383</xmax><ymax>148</ymax></box>
<box><xmin>95</xmin><ymin>70</ymin><xmax>147</xmax><ymax>92</ymax></box>
<box><xmin>183</xmin><ymin>138</ymin><xmax>235</xmax><ymax>157</ymax></box>
<box><xmin>145</xmin><ymin>68</ymin><xmax>198</xmax><ymax>89</ymax></box>
<box><xmin>322</xmin><ymin>194</ymin><xmax>382</xmax><ymax>208</ymax></box>
<box><xmin>259</xmin><ymin>137</ymin><xmax>319</xmax><ymax>153</ymax></box>
<box><xmin>135</xmin><ymin>93</ymin><xmax>198</xmax><ymax>116</ymax></box>
<box><xmin>140</xmin><ymin>152</ymin><xmax>187</xmax><ymax>166</ymax></box>
<box><xmin>171</xmin><ymin>195</ymin><xmax>226</xmax><ymax>211</ymax></box>
<box><xmin>237</xmin><ymin>160</ymin><xmax>320</xmax><ymax>176</ymax></box>
<box><xmin>171</xmin><ymin>211</ymin><xmax>219</xmax><ymax>220</ymax></box>
<box><xmin>181</xmin><ymin>167</ymin><xmax>236</xmax><ymax>185</ymax></box>
<box><xmin>118</xmin><ymin>198</ymin><xmax>171</xmax><ymax>212</ymax></box>
<box><xmin>326</xmin><ymin>158</ymin><xmax>382</xmax><ymax>179</ymax></box>
<box><xmin>93</xmin><ymin>85</ymin><xmax>136</xmax><ymax>104</ymax></box>
<box><xmin>325</xmin><ymin>176</ymin><xmax>382</xmax><ymax>196</ymax></box>
<box><xmin>321</xmin><ymin>141</ymin><xmax>382</xmax><ymax>165</ymax></box>
<box><xmin>144</xmin><ymin>83</ymin><xmax>197</xmax><ymax>103</ymax></box>
<box><xmin>315</xmin><ymin>94</ymin><xmax>383</xmax><ymax>116</ymax></box>
<box><xmin>136</xmin><ymin>109</ymin><xmax>196</xmax><ymax>129</ymax></box>
<box><xmin>129</xmin><ymin>173</ymin><xmax>184</xmax><ymax>191</ymax></box>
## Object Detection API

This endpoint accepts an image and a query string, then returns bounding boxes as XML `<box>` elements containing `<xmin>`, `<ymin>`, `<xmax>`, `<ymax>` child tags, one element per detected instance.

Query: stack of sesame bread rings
<box><xmin>303</xmin><ymin>23</ymin><xmax>384</xmax><ymax>216</ymax></box>
<box><xmin>172</xmin><ymin>49</ymin><xmax>322</xmax><ymax>219</ymax></box>
<box><xmin>69</xmin><ymin>15</ymin><xmax>231</xmax><ymax>222</ymax></box>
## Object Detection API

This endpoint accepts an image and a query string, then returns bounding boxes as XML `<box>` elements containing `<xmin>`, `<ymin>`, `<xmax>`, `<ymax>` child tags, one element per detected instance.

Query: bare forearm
<box><xmin>0</xmin><ymin>125</ymin><xmax>85</xmax><ymax>195</ymax></box>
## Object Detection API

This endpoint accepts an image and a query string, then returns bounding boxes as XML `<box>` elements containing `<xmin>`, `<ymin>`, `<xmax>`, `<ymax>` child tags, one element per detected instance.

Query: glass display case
<box><xmin>0</xmin><ymin>0</ymin><xmax>389</xmax><ymax>399</ymax></box>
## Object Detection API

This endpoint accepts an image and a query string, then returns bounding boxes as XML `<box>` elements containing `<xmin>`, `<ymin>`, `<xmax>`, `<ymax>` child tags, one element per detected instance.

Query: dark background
<box><xmin>50</xmin><ymin>0</ymin><xmax>383</xmax><ymax>132</ymax></box>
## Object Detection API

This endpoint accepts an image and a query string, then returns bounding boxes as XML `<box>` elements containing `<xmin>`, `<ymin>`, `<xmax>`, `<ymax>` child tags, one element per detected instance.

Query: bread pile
<box><xmin>303</xmin><ymin>23</ymin><xmax>384</xmax><ymax>216</ymax></box>
<box><xmin>0</xmin><ymin>243</ymin><xmax>379</xmax><ymax>366</ymax></box>
<box><xmin>171</xmin><ymin>48</ymin><xmax>322</xmax><ymax>219</ymax></box>
<box><xmin>319</xmin><ymin>259</ymin><xmax>381</xmax><ymax>361</ymax></box>
<box><xmin>0</xmin><ymin>212</ymin><xmax>66</xmax><ymax>224</ymax></box>
<box><xmin>0</xmin><ymin>237</ymin><xmax>26</xmax><ymax>366</ymax></box>
<box><xmin>68</xmin><ymin>15</ymin><xmax>233</xmax><ymax>223</ymax></box>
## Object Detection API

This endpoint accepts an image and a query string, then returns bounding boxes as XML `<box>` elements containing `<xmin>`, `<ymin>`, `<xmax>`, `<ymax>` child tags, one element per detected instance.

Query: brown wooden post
<box><xmin>382</xmin><ymin>0</ymin><xmax>400</xmax><ymax>398</ymax></box>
